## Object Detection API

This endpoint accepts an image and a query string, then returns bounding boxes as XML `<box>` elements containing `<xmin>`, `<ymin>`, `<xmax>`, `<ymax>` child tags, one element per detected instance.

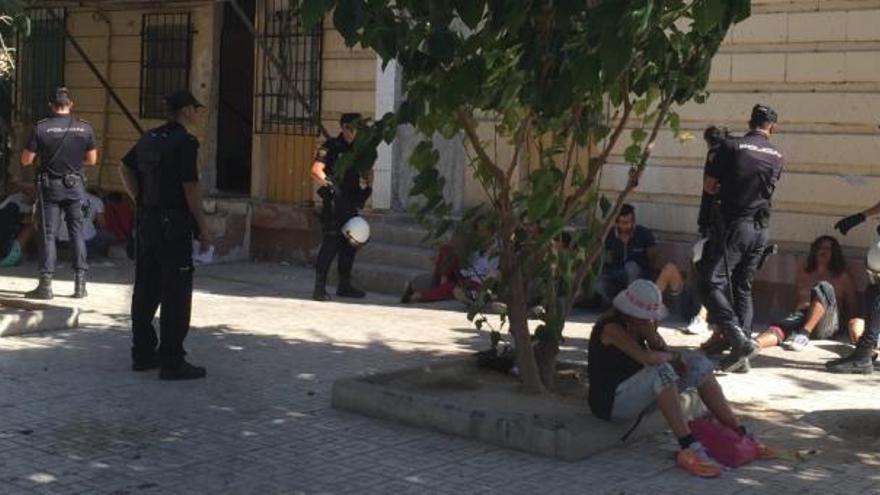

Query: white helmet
<box><xmin>342</xmin><ymin>216</ymin><xmax>370</xmax><ymax>247</ymax></box>
<box><xmin>867</xmin><ymin>238</ymin><xmax>880</xmax><ymax>279</ymax></box>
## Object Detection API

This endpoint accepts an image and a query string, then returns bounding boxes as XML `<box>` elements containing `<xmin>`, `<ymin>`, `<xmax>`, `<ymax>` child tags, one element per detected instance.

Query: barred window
<box><xmin>17</xmin><ymin>8</ymin><xmax>66</xmax><ymax>124</ymax></box>
<box><xmin>140</xmin><ymin>13</ymin><xmax>193</xmax><ymax>119</ymax></box>
<box><xmin>256</xmin><ymin>2</ymin><xmax>322</xmax><ymax>135</ymax></box>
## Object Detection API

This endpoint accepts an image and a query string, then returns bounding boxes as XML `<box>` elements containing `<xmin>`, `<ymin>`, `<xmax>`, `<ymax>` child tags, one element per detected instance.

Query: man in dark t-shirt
<box><xmin>120</xmin><ymin>90</ymin><xmax>212</xmax><ymax>381</ymax></box>
<box><xmin>21</xmin><ymin>87</ymin><xmax>97</xmax><ymax>300</ymax></box>
<box><xmin>595</xmin><ymin>204</ymin><xmax>656</xmax><ymax>305</ymax></box>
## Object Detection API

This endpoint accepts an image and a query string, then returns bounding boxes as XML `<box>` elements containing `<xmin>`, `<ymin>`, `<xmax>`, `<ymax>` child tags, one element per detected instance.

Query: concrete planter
<box><xmin>332</xmin><ymin>359</ymin><xmax>705</xmax><ymax>461</ymax></box>
<box><xmin>0</xmin><ymin>299</ymin><xmax>80</xmax><ymax>337</ymax></box>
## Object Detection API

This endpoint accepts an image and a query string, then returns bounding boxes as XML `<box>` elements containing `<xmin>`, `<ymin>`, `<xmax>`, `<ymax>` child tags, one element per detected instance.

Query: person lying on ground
<box><xmin>587</xmin><ymin>279</ymin><xmax>771</xmax><ymax>478</ymax></box>
<box><xmin>749</xmin><ymin>235</ymin><xmax>859</xmax><ymax>352</ymax></box>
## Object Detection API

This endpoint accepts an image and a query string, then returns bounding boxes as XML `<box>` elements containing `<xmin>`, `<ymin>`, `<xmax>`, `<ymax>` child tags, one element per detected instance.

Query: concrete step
<box><xmin>328</xmin><ymin>262</ymin><xmax>424</xmax><ymax>296</ymax></box>
<box><xmin>358</xmin><ymin>242</ymin><xmax>435</xmax><ymax>272</ymax></box>
<box><xmin>362</xmin><ymin>213</ymin><xmax>440</xmax><ymax>248</ymax></box>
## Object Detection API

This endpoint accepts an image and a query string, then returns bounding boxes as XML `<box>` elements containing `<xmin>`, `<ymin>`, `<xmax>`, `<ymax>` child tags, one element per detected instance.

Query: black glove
<box><xmin>835</xmin><ymin>213</ymin><xmax>866</xmax><ymax>236</ymax></box>
<box><xmin>317</xmin><ymin>181</ymin><xmax>336</xmax><ymax>200</ymax></box>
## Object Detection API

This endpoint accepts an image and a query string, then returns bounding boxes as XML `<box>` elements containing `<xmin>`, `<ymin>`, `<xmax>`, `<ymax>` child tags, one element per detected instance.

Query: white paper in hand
<box><xmin>192</xmin><ymin>241</ymin><xmax>215</xmax><ymax>265</ymax></box>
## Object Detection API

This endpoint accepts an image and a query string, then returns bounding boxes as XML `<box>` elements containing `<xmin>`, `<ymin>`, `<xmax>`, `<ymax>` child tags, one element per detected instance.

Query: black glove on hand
<box><xmin>317</xmin><ymin>181</ymin><xmax>336</xmax><ymax>200</ymax></box>
<box><xmin>835</xmin><ymin>213</ymin><xmax>866</xmax><ymax>236</ymax></box>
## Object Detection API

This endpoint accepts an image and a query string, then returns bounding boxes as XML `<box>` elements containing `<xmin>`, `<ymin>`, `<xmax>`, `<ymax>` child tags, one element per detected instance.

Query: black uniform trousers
<box><xmin>130</xmin><ymin>209</ymin><xmax>194</xmax><ymax>367</ymax></box>
<box><xmin>37</xmin><ymin>177</ymin><xmax>87</xmax><ymax>275</ymax></box>
<box><xmin>315</xmin><ymin>194</ymin><xmax>357</xmax><ymax>281</ymax></box>
<box><xmin>856</xmin><ymin>284</ymin><xmax>880</xmax><ymax>349</ymax></box>
<box><xmin>700</xmin><ymin>218</ymin><xmax>768</xmax><ymax>334</ymax></box>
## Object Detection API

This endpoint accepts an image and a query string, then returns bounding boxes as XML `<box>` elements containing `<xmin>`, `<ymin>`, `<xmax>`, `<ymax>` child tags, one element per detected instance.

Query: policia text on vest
<box><xmin>119</xmin><ymin>90</ymin><xmax>213</xmax><ymax>381</ymax></box>
<box><xmin>21</xmin><ymin>87</ymin><xmax>98</xmax><ymax>300</ymax></box>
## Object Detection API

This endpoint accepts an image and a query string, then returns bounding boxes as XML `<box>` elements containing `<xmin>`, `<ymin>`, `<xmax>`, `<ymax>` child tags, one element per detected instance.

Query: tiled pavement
<box><xmin>1</xmin><ymin>260</ymin><xmax>879</xmax><ymax>494</ymax></box>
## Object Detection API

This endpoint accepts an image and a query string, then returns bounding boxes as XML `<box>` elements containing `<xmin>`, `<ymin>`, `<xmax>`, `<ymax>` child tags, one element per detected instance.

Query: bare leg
<box><xmin>755</xmin><ymin>328</ymin><xmax>782</xmax><ymax>349</ymax></box>
<box><xmin>655</xmin><ymin>384</ymin><xmax>691</xmax><ymax>438</ymax></box>
<box><xmin>801</xmin><ymin>299</ymin><xmax>827</xmax><ymax>335</ymax></box>
<box><xmin>697</xmin><ymin>374</ymin><xmax>741</xmax><ymax>430</ymax></box>
<box><xmin>656</xmin><ymin>263</ymin><xmax>685</xmax><ymax>294</ymax></box>
<box><xmin>849</xmin><ymin>318</ymin><xmax>865</xmax><ymax>344</ymax></box>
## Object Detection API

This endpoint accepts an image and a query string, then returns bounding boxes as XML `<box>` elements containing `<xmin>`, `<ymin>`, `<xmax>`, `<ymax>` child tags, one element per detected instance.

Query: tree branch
<box><xmin>456</xmin><ymin>107</ymin><xmax>507</xmax><ymax>186</ymax></box>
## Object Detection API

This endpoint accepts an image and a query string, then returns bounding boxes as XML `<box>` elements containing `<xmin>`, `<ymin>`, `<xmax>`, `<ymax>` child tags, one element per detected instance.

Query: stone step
<box><xmin>358</xmin><ymin>242</ymin><xmax>435</xmax><ymax>272</ymax></box>
<box><xmin>328</xmin><ymin>262</ymin><xmax>425</xmax><ymax>296</ymax></box>
<box><xmin>362</xmin><ymin>213</ymin><xmax>441</xmax><ymax>248</ymax></box>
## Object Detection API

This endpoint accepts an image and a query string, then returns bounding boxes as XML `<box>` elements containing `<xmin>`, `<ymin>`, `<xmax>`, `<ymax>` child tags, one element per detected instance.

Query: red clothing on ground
<box><xmin>419</xmin><ymin>245</ymin><xmax>460</xmax><ymax>302</ymax></box>
<box><xmin>103</xmin><ymin>200</ymin><xmax>134</xmax><ymax>244</ymax></box>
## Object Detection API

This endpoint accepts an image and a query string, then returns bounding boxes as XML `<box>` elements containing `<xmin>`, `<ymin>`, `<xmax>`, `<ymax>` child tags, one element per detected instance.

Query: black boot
<box><xmin>718</xmin><ymin>326</ymin><xmax>759</xmax><ymax>372</ymax></box>
<box><xmin>337</xmin><ymin>276</ymin><xmax>365</xmax><ymax>298</ymax></box>
<box><xmin>159</xmin><ymin>360</ymin><xmax>207</xmax><ymax>380</ymax></box>
<box><xmin>826</xmin><ymin>346</ymin><xmax>874</xmax><ymax>374</ymax></box>
<box><xmin>73</xmin><ymin>270</ymin><xmax>88</xmax><ymax>299</ymax></box>
<box><xmin>313</xmin><ymin>273</ymin><xmax>331</xmax><ymax>301</ymax></box>
<box><xmin>131</xmin><ymin>348</ymin><xmax>160</xmax><ymax>372</ymax></box>
<box><xmin>25</xmin><ymin>274</ymin><xmax>54</xmax><ymax>300</ymax></box>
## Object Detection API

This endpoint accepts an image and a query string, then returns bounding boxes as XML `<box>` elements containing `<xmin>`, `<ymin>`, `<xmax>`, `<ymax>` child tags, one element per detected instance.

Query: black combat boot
<box><xmin>337</xmin><ymin>275</ymin><xmax>366</xmax><ymax>298</ymax></box>
<box><xmin>131</xmin><ymin>348</ymin><xmax>160</xmax><ymax>372</ymax></box>
<box><xmin>718</xmin><ymin>326</ymin><xmax>760</xmax><ymax>372</ymax></box>
<box><xmin>826</xmin><ymin>345</ymin><xmax>874</xmax><ymax>374</ymax></box>
<box><xmin>73</xmin><ymin>270</ymin><xmax>88</xmax><ymax>299</ymax></box>
<box><xmin>312</xmin><ymin>273</ymin><xmax>331</xmax><ymax>301</ymax></box>
<box><xmin>25</xmin><ymin>274</ymin><xmax>54</xmax><ymax>300</ymax></box>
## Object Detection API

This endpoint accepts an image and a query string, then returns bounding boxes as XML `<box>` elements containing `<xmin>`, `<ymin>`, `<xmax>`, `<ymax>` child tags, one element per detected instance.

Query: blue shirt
<box><xmin>603</xmin><ymin>225</ymin><xmax>656</xmax><ymax>273</ymax></box>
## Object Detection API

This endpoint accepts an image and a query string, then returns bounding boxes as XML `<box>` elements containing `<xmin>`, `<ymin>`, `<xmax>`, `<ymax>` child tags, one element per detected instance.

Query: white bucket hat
<box><xmin>613</xmin><ymin>279</ymin><xmax>668</xmax><ymax>321</ymax></box>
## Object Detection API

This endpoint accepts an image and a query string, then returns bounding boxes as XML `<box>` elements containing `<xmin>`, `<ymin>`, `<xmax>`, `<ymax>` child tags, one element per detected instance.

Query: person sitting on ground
<box><xmin>749</xmin><ymin>235</ymin><xmax>860</xmax><ymax>352</ymax></box>
<box><xmin>587</xmin><ymin>279</ymin><xmax>768</xmax><ymax>478</ymax></box>
<box><xmin>401</xmin><ymin>231</ymin><xmax>464</xmax><ymax>304</ymax></box>
<box><xmin>102</xmin><ymin>192</ymin><xmax>134</xmax><ymax>245</ymax></box>
<box><xmin>57</xmin><ymin>189</ymin><xmax>116</xmax><ymax>259</ymax></box>
<box><xmin>594</xmin><ymin>203</ymin><xmax>656</xmax><ymax>306</ymax></box>
<box><xmin>0</xmin><ymin>186</ymin><xmax>35</xmax><ymax>267</ymax></box>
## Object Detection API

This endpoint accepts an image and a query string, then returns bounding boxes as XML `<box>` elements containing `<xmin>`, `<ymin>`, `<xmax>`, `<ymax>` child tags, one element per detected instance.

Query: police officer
<box><xmin>21</xmin><ymin>87</ymin><xmax>97</xmax><ymax>300</ymax></box>
<box><xmin>310</xmin><ymin>113</ymin><xmax>373</xmax><ymax>301</ymax></box>
<box><xmin>828</xmin><ymin>198</ymin><xmax>880</xmax><ymax>373</ymax></box>
<box><xmin>119</xmin><ymin>90</ymin><xmax>212</xmax><ymax>380</ymax></box>
<box><xmin>701</xmin><ymin>105</ymin><xmax>784</xmax><ymax>372</ymax></box>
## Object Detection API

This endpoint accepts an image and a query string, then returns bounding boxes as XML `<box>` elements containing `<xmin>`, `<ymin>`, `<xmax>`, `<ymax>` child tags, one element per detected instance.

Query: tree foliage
<box><xmin>304</xmin><ymin>0</ymin><xmax>750</xmax><ymax>394</ymax></box>
<box><xmin>0</xmin><ymin>0</ymin><xmax>29</xmax><ymax>80</ymax></box>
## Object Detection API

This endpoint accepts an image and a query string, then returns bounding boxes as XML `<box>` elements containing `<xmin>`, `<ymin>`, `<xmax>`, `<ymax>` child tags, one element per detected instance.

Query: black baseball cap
<box><xmin>165</xmin><ymin>90</ymin><xmax>203</xmax><ymax>112</ymax></box>
<box><xmin>749</xmin><ymin>104</ymin><xmax>778</xmax><ymax>128</ymax></box>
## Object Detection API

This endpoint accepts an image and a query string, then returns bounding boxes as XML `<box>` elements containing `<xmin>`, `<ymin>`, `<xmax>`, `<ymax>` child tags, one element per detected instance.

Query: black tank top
<box><xmin>588</xmin><ymin>314</ymin><xmax>645</xmax><ymax>420</ymax></box>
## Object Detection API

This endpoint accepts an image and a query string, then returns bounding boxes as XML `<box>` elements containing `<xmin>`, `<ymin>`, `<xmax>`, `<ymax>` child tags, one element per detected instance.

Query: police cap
<box><xmin>165</xmin><ymin>90</ymin><xmax>203</xmax><ymax>112</ymax></box>
<box><xmin>749</xmin><ymin>104</ymin><xmax>778</xmax><ymax>128</ymax></box>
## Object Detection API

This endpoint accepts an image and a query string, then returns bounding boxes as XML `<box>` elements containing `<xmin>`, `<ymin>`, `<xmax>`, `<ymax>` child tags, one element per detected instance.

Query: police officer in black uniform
<box><xmin>119</xmin><ymin>90</ymin><xmax>212</xmax><ymax>380</ymax></box>
<box><xmin>310</xmin><ymin>113</ymin><xmax>373</xmax><ymax>301</ymax></box>
<box><xmin>701</xmin><ymin>105</ymin><xmax>784</xmax><ymax>372</ymax></box>
<box><xmin>21</xmin><ymin>87</ymin><xmax>97</xmax><ymax>300</ymax></box>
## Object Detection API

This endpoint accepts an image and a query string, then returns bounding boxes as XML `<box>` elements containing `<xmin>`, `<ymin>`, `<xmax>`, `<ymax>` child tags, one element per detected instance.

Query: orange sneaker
<box><xmin>756</xmin><ymin>442</ymin><xmax>780</xmax><ymax>460</ymax></box>
<box><xmin>677</xmin><ymin>443</ymin><xmax>722</xmax><ymax>478</ymax></box>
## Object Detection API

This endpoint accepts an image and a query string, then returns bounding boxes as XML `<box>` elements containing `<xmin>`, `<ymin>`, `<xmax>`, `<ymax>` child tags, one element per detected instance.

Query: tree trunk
<box><xmin>507</xmin><ymin>268</ymin><xmax>545</xmax><ymax>395</ymax></box>
<box><xmin>534</xmin><ymin>337</ymin><xmax>560</xmax><ymax>391</ymax></box>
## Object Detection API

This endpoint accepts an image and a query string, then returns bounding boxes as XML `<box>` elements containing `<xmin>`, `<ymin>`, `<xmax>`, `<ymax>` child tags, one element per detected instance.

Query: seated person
<box><xmin>588</xmin><ymin>280</ymin><xmax>769</xmax><ymax>478</ymax></box>
<box><xmin>454</xmin><ymin>247</ymin><xmax>500</xmax><ymax>304</ymax></box>
<box><xmin>57</xmin><ymin>189</ymin><xmax>115</xmax><ymax>259</ymax></box>
<box><xmin>102</xmin><ymin>191</ymin><xmax>134</xmax><ymax>245</ymax></box>
<box><xmin>594</xmin><ymin>204</ymin><xmax>656</xmax><ymax>306</ymax></box>
<box><xmin>753</xmin><ymin>235</ymin><xmax>859</xmax><ymax>352</ymax></box>
<box><xmin>401</xmin><ymin>239</ymin><xmax>462</xmax><ymax>304</ymax></box>
<box><xmin>0</xmin><ymin>187</ymin><xmax>35</xmax><ymax>267</ymax></box>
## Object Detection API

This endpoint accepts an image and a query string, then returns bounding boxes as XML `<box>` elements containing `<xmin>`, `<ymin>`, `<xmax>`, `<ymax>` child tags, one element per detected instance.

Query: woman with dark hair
<box><xmin>753</xmin><ymin>235</ymin><xmax>859</xmax><ymax>351</ymax></box>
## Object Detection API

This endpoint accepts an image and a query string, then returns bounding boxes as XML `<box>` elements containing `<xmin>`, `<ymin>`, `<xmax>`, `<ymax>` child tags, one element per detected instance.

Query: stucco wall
<box><xmin>11</xmin><ymin>2</ymin><xmax>216</xmax><ymax>193</ymax></box>
<box><xmin>601</xmin><ymin>0</ymin><xmax>880</xmax><ymax>251</ymax></box>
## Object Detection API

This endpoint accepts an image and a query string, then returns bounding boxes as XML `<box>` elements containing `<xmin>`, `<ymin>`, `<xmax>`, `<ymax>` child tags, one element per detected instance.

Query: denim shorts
<box><xmin>610</xmin><ymin>352</ymin><xmax>714</xmax><ymax>422</ymax></box>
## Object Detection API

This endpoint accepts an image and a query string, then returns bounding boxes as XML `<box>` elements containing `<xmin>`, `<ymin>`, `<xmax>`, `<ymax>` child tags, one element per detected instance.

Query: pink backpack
<box><xmin>689</xmin><ymin>417</ymin><xmax>760</xmax><ymax>467</ymax></box>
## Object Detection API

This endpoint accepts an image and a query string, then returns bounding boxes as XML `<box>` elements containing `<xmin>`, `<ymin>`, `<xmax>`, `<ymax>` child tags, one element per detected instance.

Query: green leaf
<box><xmin>624</xmin><ymin>143</ymin><xmax>642</xmax><ymax>165</ymax></box>
<box><xmin>668</xmin><ymin>112</ymin><xmax>681</xmax><ymax>135</ymax></box>
<box><xmin>301</xmin><ymin>0</ymin><xmax>334</xmax><ymax>29</ymax></box>
<box><xmin>454</xmin><ymin>0</ymin><xmax>485</xmax><ymax>30</ymax></box>
<box><xmin>694</xmin><ymin>0</ymin><xmax>723</xmax><ymax>35</ymax></box>
<box><xmin>334</xmin><ymin>0</ymin><xmax>366</xmax><ymax>45</ymax></box>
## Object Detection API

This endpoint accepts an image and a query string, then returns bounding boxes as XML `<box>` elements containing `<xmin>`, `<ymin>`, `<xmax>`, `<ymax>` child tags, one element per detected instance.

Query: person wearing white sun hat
<box><xmin>587</xmin><ymin>279</ymin><xmax>767</xmax><ymax>478</ymax></box>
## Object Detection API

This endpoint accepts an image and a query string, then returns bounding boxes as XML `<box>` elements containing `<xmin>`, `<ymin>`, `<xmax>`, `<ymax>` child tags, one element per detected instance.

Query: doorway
<box><xmin>216</xmin><ymin>0</ymin><xmax>255</xmax><ymax>194</ymax></box>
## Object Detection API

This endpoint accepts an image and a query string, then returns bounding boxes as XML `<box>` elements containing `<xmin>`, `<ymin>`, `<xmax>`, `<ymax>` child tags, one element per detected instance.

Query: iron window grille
<box><xmin>16</xmin><ymin>8</ymin><xmax>66</xmax><ymax>125</ymax></box>
<box><xmin>140</xmin><ymin>13</ymin><xmax>193</xmax><ymax>119</ymax></box>
<box><xmin>256</xmin><ymin>1</ymin><xmax>322</xmax><ymax>135</ymax></box>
